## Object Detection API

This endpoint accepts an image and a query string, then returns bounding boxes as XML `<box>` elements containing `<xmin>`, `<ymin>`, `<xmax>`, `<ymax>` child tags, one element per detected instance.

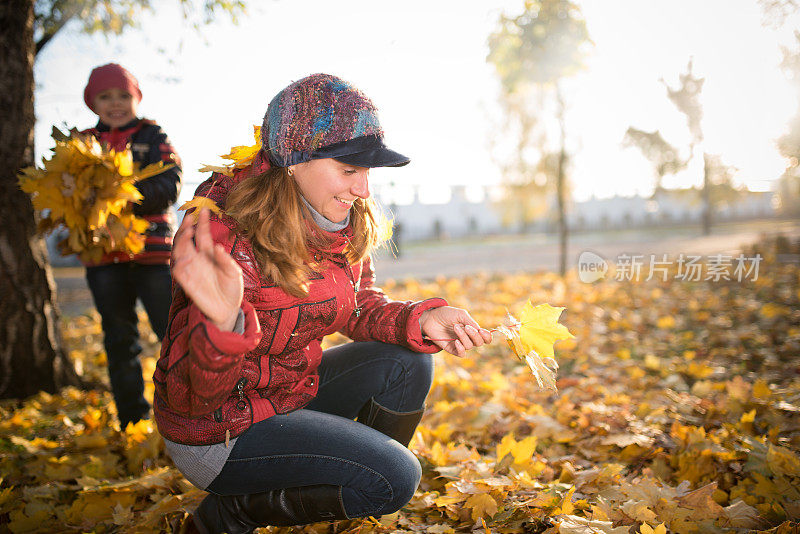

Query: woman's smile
<box><xmin>292</xmin><ymin>159</ymin><xmax>370</xmax><ymax>222</ymax></box>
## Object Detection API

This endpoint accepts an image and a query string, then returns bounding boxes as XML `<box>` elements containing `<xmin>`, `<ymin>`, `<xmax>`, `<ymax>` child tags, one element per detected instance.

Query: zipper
<box><xmin>342</xmin><ymin>261</ymin><xmax>362</xmax><ymax>317</ymax></box>
<box><xmin>236</xmin><ymin>377</ymin><xmax>248</xmax><ymax>410</ymax></box>
<box><xmin>212</xmin><ymin>376</ymin><xmax>248</xmax><ymax>421</ymax></box>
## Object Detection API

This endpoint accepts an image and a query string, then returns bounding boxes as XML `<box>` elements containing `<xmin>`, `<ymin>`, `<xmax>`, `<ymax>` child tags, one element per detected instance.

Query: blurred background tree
<box><xmin>776</xmin><ymin>33</ymin><xmax>800</xmax><ymax>216</ymax></box>
<box><xmin>622</xmin><ymin>127</ymin><xmax>687</xmax><ymax>191</ymax></box>
<box><xmin>663</xmin><ymin>59</ymin><xmax>716</xmax><ymax>235</ymax></box>
<box><xmin>757</xmin><ymin>0</ymin><xmax>800</xmax><ymax>216</ymax></box>
<box><xmin>35</xmin><ymin>0</ymin><xmax>245</xmax><ymax>53</ymax></box>
<box><xmin>703</xmin><ymin>153</ymin><xmax>742</xmax><ymax>216</ymax></box>
<box><xmin>487</xmin><ymin>0</ymin><xmax>591</xmax><ymax>276</ymax></box>
<box><xmin>0</xmin><ymin>0</ymin><xmax>246</xmax><ymax>400</ymax></box>
<box><xmin>759</xmin><ymin>0</ymin><xmax>800</xmax><ymax>26</ymax></box>
<box><xmin>626</xmin><ymin>60</ymin><xmax>740</xmax><ymax>234</ymax></box>
<box><xmin>486</xmin><ymin>92</ymin><xmax>549</xmax><ymax>231</ymax></box>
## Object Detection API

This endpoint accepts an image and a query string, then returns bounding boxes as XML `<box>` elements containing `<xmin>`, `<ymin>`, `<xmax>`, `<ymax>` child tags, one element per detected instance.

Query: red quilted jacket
<box><xmin>153</xmin><ymin>164</ymin><xmax>446</xmax><ymax>445</ymax></box>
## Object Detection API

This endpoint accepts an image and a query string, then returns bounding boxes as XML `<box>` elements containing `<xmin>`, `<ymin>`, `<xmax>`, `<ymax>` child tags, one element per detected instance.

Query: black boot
<box><xmin>356</xmin><ymin>397</ymin><xmax>424</xmax><ymax>447</ymax></box>
<box><xmin>194</xmin><ymin>484</ymin><xmax>348</xmax><ymax>534</ymax></box>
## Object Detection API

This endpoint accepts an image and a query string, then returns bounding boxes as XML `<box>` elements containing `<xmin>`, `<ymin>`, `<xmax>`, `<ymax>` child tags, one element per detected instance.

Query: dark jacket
<box><xmin>82</xmin><ymin>117</ymin><xmax>182</xmax><ymax>265</ymax></box>
<box><xmin>152</xmin><ymin>167</ymin><xmax>446</xmax><ymax>445</ymax></box>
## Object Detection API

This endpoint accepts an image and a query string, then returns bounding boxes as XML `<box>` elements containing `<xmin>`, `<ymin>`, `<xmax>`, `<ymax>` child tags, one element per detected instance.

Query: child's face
<box><xmin>92</xmin><ymin>88</ymin><xmax>137</xmax><ymax>128</ymax></box>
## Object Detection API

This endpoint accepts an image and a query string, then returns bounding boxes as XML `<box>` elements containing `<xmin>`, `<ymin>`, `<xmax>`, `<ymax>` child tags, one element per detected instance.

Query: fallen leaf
<box><xmin>558</xmin><ymin>514</ymin><xmax>630</xmax><ymax>533</ymax></box>
<box><xmin>465</xmin><ymin>493</ymin><xmax>498</xmax><ymax>521</ymax></box>
<box><xmin>721</xmin><ymin>499</ymin><xmax>762</xmax><ymax>528</ymax></box>
<box><xmin>518</xmin><ymin>302</ymin><xmax>575</xmax><ymax>359</ymax></box>
<box><xmin>639</xmin><ymin>523</ymin><xmax>666</xmax><ymax>534</ymax></box>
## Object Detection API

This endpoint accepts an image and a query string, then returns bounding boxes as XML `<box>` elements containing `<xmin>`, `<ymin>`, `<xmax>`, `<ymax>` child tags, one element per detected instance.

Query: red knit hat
<box><xmin>83</xmin><ymin>63</ymin><xmax>142</xmax><ymax>111</ymax></box>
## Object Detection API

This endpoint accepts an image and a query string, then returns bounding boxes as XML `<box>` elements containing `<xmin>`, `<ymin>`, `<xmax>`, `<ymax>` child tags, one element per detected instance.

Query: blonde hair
<box><xmin>225</xmin><ymin>166</ymin><xmax>383</xmax><ymax>297</ymax></box>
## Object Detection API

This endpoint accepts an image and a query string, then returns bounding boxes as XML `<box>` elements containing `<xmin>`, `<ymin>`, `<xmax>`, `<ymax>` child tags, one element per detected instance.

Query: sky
<box><xmin>33</xmin><ymin>0</ymin><xmax>799</xmax><ymax>205</ymax></box>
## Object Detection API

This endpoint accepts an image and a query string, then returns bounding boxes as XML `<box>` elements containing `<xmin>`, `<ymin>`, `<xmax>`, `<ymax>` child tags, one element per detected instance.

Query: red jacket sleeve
<box><xmin>161</xmin><ymin>295</ymin><xmax>261</xmax><ymax>418</ymax></box>
<box><xmin>158</xmin><ymin>218</ymin><xmax>262</xmax><ymax>418</ymax></box>
<box><xmin>341</xmin><ymin>256</ymin><xmax>447</xmax><ymax>353</ymax></box>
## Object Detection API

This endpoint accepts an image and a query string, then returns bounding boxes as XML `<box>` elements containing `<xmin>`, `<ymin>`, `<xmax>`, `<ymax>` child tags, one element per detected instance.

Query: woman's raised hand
<box><xmin>171</xmin><ymin>208</ymin><xmax>243</xmax><ymax>331</ymax></box>
<box><xmin>419</xmin><ymin>306</ymin><xmax>493</xmax><ymax>357</ymax></box>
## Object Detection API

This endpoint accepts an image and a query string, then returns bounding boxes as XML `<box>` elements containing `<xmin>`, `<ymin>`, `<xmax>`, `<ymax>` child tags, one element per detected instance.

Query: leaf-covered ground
<box><xmin>1</xmin><ymin>239</ymin><xmax>799</xmax><ymax>533</ymax></box>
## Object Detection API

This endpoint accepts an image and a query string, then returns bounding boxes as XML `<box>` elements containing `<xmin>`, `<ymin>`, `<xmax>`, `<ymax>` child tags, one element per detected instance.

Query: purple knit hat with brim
<box><xmin>262</xmin><ymin>73</ymin><xmax>410</xmax><ymax>168</ymax></box>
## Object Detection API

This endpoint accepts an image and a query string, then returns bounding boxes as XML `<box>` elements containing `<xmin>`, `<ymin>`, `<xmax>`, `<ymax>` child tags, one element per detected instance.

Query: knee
<box><xmin>378</xmin><ymin>447</ymin><xmax>422</xmax><ymax>515</ymax></box>
<box><xmin>391</xmin><ymin>347</ymin><xmax>434</xmax><ymax>388</ymax></box>
<box><xmin>346</xmin><ymin>444</ymin><xmax>422</xmax><ymax>518</ymax></box>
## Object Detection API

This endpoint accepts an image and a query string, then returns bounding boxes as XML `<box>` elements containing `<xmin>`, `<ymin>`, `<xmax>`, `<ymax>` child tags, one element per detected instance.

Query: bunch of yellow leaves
<box><xmin>19</xmin><ymin>127</ymin><xmax>173</xmax><ymax>263</ymax></box>
<box><xmin>495</xmin><ymin>301</ymin><xmax>575</xmax><ymax>392</ymax></box>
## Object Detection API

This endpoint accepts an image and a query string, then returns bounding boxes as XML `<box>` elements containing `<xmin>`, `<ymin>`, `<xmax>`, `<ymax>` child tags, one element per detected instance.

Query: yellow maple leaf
<box><xmin>739</xmin><ymin>409</ymin><xmax>756</xmax><ymax>426</ymax></box>
<box><xmin>201</xmin><ymin>125</ymin><xmax>262</xmax><ymax>176</ymax></box>
<box><xmin>220</xmin><ymin>125</ymin><xmax>262</xmax><ymax>168</ymax></box>
<box><xmin>465</xmin><ymin>492</ymin><xmax>497</xmax><ymax>521</ymax></box>
<box><xmin>752</xmin><ymin>379</ymin><xmax>771</xmax><ymax>399</ymax></box>
<box><xmin>179</xmin><ymin>195</ymin><xmax>223</xmax><ymax>223</ymax></box>
<box><xmin>639</xmin><ymin>524</ymin><xmax>667</xmax><ymax>534</ymax></box>
<box><xmin>656</xmin><ymin>316</ymin><xmax>675</xmax><ymax>329</ymax></box>
<box><xmin>560</xmin><ymin>486</ymin><xmax>576</xmax><ymax>515</ymax></box>
<box><xmin>8</xmin><ymin>508</ymin><xmax>53</xmax><ymax>533</ymax></box>
<box><xmin>621</xmin><ymin>499</ymin><xmax>657</xmax><ymax>522</ymax></box>
<box><xmin>686</xmin><ymin>362</ymin><xmax>714</xmax><ymax>379</ymax></box>
<box><xmin>767</xmin><ymin>444</ymin><xmax>800</xmax><ymax>478</ymax></box>
<box><xmin>496</xmin><ymin>433</ymin><xmax>537</xmax><ymax>464</ymax></box>
<box><xmin>65</xmin><ymin>492</ymin><xmax>137</xmax><ymax>524</ymax></box>
<box><xmin>378</xmin><ymin>214</ymin><xmax>394</xmax><ymax>244</ymax></box>
<box><xmin>495</xmin><ymin>301</ymin><xmax>574</xmax><ymax>391</ymax></box>
<box><xmin>113</xmin><ymin>149</ymin><xmax>133</xmax><ymax>176</ymax></box>
<box><xmin>135</xmin><ymin>160</ymin><xmax>176</xmax><ymax>181</ymax></box>
<box><xmin>496</xmin><ymin>433</ymin><xmax>516</xmax><ymax>461</ymax></box>
<box><xmin>518</xmin><ymin>302</ymin><xmax>575</xmax><ymax>358</ymax></box>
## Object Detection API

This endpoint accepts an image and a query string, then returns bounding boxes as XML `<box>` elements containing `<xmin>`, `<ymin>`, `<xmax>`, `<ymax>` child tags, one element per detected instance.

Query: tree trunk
<box><xmin>0</xmin><ymin>0</ymin><xmax>79</xmax><ymax>399</ymax></box>
<box><xmin>556</xmin><ymin>85</ymin><xmax>568</xmax><ymax>277</ymax></box>
<box><xmin>702</xmin><ymin>152</ymin><xmax>712</xmax><ymax>235</ymax></box>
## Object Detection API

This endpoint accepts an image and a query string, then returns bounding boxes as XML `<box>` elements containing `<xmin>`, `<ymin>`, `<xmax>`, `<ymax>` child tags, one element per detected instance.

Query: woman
<box><xmin>153</xmin><ymin>73</ymin><xmax>491</xmax><ymax>534</ymax></box>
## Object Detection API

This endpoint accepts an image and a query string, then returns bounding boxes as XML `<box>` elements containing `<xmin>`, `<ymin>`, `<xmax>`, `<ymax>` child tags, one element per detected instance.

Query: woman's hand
<box><xmin>419</xmin><ymin>306</ymin><xmax>493</xmax><ymax>357</ymax></box>
<box><xmin>171</xmin><ymin>208</ymin><xmax>243</xmax><ymax>331</ymax></box>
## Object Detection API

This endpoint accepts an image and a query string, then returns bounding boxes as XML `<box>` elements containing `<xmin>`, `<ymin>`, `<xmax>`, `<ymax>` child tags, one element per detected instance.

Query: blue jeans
<box><xmin>207</xmin><ymin>342</ymin><xmax>434</xmax><ymax>518</ymax></box>
<box><xmin>86</xmin><ymin>262</ymin><xmax>172</xmax><ymax>427</ymax></box>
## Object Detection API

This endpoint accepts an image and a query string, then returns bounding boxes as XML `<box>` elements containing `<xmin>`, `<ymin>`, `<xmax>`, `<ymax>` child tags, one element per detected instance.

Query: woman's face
<box><xmin>92</xmin><ymin>88</ymin><xmax>137</xmax><ymax>128</ymax></box>
<box><xmin>292</xmin><ymin>158</ymin><xmax>370</xmax><ymax>223</ymax></box>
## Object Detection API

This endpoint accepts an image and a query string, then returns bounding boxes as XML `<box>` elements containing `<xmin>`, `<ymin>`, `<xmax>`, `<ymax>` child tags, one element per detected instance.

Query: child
<box><xmin>81</xmin><ymin>63</ymin><xmax>182</xmax><ymax>429</ymax></box>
